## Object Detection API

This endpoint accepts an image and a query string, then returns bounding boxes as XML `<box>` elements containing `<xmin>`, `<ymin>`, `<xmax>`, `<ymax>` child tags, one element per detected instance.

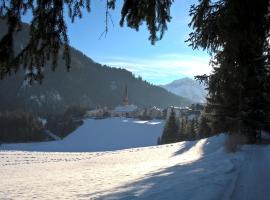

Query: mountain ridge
<box><xmin>161</xmin><ymin>77</ymin><xmax>207</xmax><ymax>103</ymax></box>
<box><xmin>0</xmin><ymin>21</ymin><xmax>191</xmax><ymax>116</ymax></box>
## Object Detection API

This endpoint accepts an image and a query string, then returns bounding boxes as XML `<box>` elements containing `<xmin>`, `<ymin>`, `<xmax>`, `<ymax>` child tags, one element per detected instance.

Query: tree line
<box><xmin>0</xmin><ymin>106</ymin><xmax>87</xmax><ymax>143</ymax></box>
<box><xmin>158</xmin><ymin>108</ymin><xmax>211</xmax><ymax>145</ymax></box>
<box><xmin>0</xmin><ymin>110</ymin><xmax>46</xmax><ymax>143</ymax></box>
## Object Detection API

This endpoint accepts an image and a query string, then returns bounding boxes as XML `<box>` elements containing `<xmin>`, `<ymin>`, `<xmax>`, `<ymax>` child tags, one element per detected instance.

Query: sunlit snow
<box><xmin>1</xmin><ymin>119</ymin><xmax>270</xmax><ymax>200</ymax></box>
<box><xmin>0</xmin><ymin>134</ymin><xmax>247</xmax><ymax>200</ymax></box>
<box><xmin>0</xmin><ymin>118</ymin><xmax>165</xmax><ymax>152</ymax></box>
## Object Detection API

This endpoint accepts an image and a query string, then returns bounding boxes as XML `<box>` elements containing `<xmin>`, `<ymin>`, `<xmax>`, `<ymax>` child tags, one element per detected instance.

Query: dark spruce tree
<box><xmin>160</xmin><ymin>108</ymin><xmax>178</xmax><ymax>144</ymax></box>
<box><xmin>178</xmin><ymin>117</ymin><xmax>186</xmax><ymax>141</ymax></box>
<box><xmin>197</xmin><ymin>111</ymin><xmax>212</xmax><ymax>139</ymax></box>
<box><xmin>189</xmin><ymin>0</ymin><xmax>270</xmax><ymax>143</ymax></box>
<box><xmin>179</xmin><ymin>117</ymin><xmax>197</xmax><ymax>141</ymax></box>
<box><xmin>189</xmin><ymin>118</ymin><xmax>198</xmax><ymax>140</ymax></box>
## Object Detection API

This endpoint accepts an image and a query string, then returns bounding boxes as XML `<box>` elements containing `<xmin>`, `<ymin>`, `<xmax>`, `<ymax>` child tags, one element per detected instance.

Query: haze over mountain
<box><xmin>161</xmin><ymin>77</ymin><xmax>207</xmax><ymax>103</ymax></box>
<box><xmin>0</xmin><ymin>20</ymin><xmax>190</xmax><ymax>116</ymax></box>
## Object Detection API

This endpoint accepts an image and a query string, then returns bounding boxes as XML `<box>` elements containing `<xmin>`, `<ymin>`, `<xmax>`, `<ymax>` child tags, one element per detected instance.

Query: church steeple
<box><xmin>123</xmin><ymin>85</ymin><xmax>128</xmax><ymax>106</ymax></box>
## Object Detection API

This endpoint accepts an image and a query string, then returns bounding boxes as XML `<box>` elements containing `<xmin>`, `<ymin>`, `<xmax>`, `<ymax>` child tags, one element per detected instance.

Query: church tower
<box><xmin>122</xmin><ymin>85</ymin><xmax>129</xmax><ymax>106</ymax></box>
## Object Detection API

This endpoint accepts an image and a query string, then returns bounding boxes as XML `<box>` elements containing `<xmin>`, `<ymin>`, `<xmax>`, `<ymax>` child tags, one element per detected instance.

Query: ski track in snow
<box><xmin>0</xmin><ymin>134</ymin><xmax>249</xmax><ymax>200</ymax></box>
<box><xmin>230</xmin><ymin>145</ymin><xmax>270</xmax><ymax>200</ymax></box>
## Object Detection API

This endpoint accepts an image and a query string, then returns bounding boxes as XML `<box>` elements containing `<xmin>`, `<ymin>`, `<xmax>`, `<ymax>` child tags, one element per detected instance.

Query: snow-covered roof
<box><xmin>114</xmin><ymin>104</ymin><xmax>138</xmax><ymax>112</ymax></box>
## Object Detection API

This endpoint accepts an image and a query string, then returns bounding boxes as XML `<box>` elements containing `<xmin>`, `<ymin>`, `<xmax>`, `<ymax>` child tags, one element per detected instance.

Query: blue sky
<box><xmin>25</xmin><ymin>0</ymin><xmax>211</xmax><ymax>85</ymax></box>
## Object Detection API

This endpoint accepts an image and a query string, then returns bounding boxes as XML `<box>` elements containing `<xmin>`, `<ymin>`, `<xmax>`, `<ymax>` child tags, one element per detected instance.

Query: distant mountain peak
<box><xmin>169</xmin><ymin>77</ymin><xmax>196</xmax><ymax>85</ymax></box>
<box><xmin>161</xmin><ymin>77</ymin><xmax>207</xmax><ymax>103</ymax></box>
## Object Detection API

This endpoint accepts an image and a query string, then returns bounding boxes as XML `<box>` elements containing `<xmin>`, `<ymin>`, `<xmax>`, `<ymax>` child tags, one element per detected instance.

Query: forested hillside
<box><xmin>0</xmin><ymin>20</ymin><xmax>190</xmax><ymax>116</ymax></box>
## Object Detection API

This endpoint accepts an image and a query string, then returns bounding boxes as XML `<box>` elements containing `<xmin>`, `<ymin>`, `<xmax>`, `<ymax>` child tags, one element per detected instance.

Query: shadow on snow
<box><xmin>82</xmin><ymin>135</ymin><xmax>233</xmax><ymax>200</ymax></box>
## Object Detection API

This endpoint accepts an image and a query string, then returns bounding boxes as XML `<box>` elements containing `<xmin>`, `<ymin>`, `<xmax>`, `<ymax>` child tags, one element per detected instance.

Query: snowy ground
<box><xmin>1</xmin><ymin>120</ymin><xmax>270</xmax><ymax>199</ymax></box>
<box><xmin>230</xmin><ymin>145</ymin><xmax>270</xmax><ymax>200</ymax></box>
<box><xmin>0</xmin><ymin>118</ymin><xmax>164</xmax><ymax>152</ymax></box>
<box><xmin>0</xmin><ymin>134</ymin><xmax>256</xmax><ymax>200</ymax></box>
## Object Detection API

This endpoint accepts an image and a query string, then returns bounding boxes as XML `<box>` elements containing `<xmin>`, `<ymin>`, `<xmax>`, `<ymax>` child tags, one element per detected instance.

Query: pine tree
<box><xmin>197</xmin><ymin>112</ymin><xmax>212</xmax><ymax>139</ymax></box>
<box><xmin>189</xmin><ymin>0</ymin><xmax>270</xmax><ymax>142</ymax></box>
<box><xmin>189</xmin><ymin>118</ymin><xmax>197</xmax><ymax>140</ymax></box>
<box><xmin>193</xmin><ymin>118</ymin><xmax>199</xmax><ymax>139</ymax></box>
<box><xmin>178</xmin><ymin>116</ymin><xmax>198</xmax><ymax>141</ymax></box>
<box><xmin>183</xmin><ymin>119</ymin><xmax>194</xmax><ymax>140</ymax></box>
<box><xmin>178</xmin><ymin>117</ymin><xmax>186</xmax><ymax>141</ymax></box>
<box><xmin>160</xmin><ymin>108</ymin><xmax>178</xmax><ymax>144</ymax></box>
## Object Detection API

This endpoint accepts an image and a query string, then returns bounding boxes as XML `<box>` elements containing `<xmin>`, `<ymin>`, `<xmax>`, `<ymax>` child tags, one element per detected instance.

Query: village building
<box><xmin>138</xmin><ymin>106</ymin><xmax>164</xmax><ymax>119</ymax></box>
<box><xmin>166</xmin><ymin>104</ymin><xmax>204</xmax><ymax>121</ymax></box>
<box><xmin>85</xmin><ymin>106</ymin><xmax>109</xmax><ymax>118</ymax></box>
<box><xmin>112</xmin><ymin>85</ymin><xmax>138</xmax><ymax>117</ymax></box>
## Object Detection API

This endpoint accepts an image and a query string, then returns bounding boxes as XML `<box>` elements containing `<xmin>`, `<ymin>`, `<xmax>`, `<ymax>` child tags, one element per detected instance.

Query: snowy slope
<box><xmin>161</xmin><ymin>77</ymin><xmax>207</xmax><ymax>103</ymax></box>
<box><xmin>0</xmin><ymin>118</ymin><xmax>165</xmax><ymax>152</ymax></box>
<box><xmin>0</xmin><ymin>134</ymin><xmax>247</xmax><ymax>200</ymax></box>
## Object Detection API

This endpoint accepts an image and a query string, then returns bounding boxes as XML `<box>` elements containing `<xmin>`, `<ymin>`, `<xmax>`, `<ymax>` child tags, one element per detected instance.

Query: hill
<box><xmin>0</xmin><ymin>20</ymin><xmax>190</xmax><ymax>116</ymax></box>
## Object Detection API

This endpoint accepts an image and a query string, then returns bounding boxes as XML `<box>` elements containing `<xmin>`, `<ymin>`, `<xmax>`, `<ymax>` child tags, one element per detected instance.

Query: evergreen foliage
<box><xmin>197</xmin><ymin>111</ymin><xmax>212</xmax><ymax>138</ymax></box>
<box><xmin>0</xmin><ymin>21</ymin><xmax>190</xmax><ymax>116</ymax></box>
<box><xmin>0</xmin><ymin>110</ymin><xmax>46</xmax><ymax>143</ymax></box>
<box><xmin>189</xmin><ymin>0</ymin><xmax>270</xmax><ymax>142</ymax></box>
<box><xmin>46</xmin><ymin>106</ymin><xmax>85</xmax><ymax>139</ymax></box>
<box><xmin>160</xmin><ymin>108</ymin><xmax>178</xmax><ymax>144</ymax></box>
<box><xmin>120</xmin><ymin>0</ymin><xmax>173</xmax><ymax>44</ymax></box>
<box><xmin>178</xmin><ymin>116</ymin><xmax>198</xmax><ymax>141</ymax></box>
<box><xmin>178</xmin><ymin>117</ymin><xmax>186</xmax><ymax>140</ymax></box>
<box><xmin>65</xmin><ymin>105</ymin><xmax>87</xmax><ymax>120</ymax></box>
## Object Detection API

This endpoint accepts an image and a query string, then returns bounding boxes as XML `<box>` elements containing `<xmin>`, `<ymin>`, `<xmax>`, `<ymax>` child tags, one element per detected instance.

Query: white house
<box><xmin>113</xmin><ymin>104</ymin><xmax>138</xmax><ymax>117</ymax></box>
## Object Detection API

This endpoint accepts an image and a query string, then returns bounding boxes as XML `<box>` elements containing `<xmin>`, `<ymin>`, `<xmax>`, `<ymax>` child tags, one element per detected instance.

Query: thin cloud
<box><xmin>96</xmin><ymin>53</ymin><xmax>212</xmax><ymax>84</ymax></box>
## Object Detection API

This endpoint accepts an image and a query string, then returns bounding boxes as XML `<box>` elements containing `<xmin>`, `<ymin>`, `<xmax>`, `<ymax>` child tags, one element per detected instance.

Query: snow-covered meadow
<box><xmin>0</xmin><ymin>134</ymin><xmax>245</xmax><ymax>200</ymax></box>
<box><xmin>0</xmin><ymin>118</ymin><xmax>165</xmax><ymax>152</ymax></box>
<box><xmin>1</xmin><ymin>118</ymin><xmax>270</xmax><ymax>200</ymax></box>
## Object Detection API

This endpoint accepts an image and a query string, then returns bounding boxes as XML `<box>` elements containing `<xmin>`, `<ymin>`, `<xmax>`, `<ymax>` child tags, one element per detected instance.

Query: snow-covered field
<box><xmin>0</xmin><ymin>118</ymin><xmax>165</xmax><ymax>152</ymax></box>
<box><xmin>0</xmin><ymin>134</ymin><xmax>252</xmax><ymax>200</ymax></box>
<box><xmin>1</xmin><ymin>118</ymin><xmax>270</xmax><ymax>199</ymax></box>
